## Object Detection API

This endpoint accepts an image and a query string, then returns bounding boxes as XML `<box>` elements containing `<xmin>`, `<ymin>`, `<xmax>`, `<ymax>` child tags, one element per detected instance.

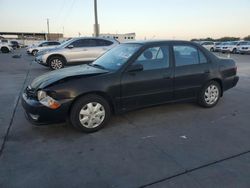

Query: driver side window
<box><xmin>134</xmin><ymin>46</ymin><xmax>169</xmax><ymax>71</ymax></box>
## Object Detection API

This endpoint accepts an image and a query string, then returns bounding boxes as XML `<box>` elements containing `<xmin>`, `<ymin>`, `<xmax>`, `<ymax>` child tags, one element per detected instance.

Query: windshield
<box><xmin>229</xmin><ymin>42</ymin><xmax>238</xmax><ymax>45</ymax></box>
<box><xmin>91</xmin><ymin>44</ymin><xmax>142</xmax><ymax>71</ymax></box>
<box><xmin>57</xmin><ymin>39</ymin><xmax>74</xmax><ymax>48</ymax></box>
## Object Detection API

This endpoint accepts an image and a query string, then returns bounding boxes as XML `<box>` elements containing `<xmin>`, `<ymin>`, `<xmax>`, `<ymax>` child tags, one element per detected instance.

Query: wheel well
<box><xmin>1</xmin><ymin>46</ymin><xmax>8</xmax><ymax>50</ymax></box>
<box><xmin>47</xmin><ymin>54</ymin><xmax>67</xmax><ymax>64</ymax></box>
<box><xmin>68</xmin><ymin>91</ymin><xmax>115</xmax><ymax>115</ymax></box>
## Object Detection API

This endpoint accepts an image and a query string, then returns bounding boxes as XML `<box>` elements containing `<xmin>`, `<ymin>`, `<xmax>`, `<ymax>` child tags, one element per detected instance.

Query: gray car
<box><xmin>35</xmin><ymin>37</ymin><xmax>119</xmax><ymax>70</ymax></box>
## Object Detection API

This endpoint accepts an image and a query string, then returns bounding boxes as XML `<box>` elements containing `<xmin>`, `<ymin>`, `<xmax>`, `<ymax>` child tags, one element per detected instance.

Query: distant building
<box><xmin>0</xmin><ymin>32</ymin><xmax>63</xmax><ymax>41</ymax></box>
<box><xmin>99</xmin><ymin>33</ymin><xmax>136</xmax><ymax>42</ymax></box>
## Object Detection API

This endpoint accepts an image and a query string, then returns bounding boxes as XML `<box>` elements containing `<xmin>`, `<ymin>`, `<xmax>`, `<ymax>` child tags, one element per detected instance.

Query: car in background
<box><xmin>200</xmin><ymin>41</ymin><xmax>215</xmax><ymax>52</ymax></box>
<box><xmin>236</xmin><ymin>41</ymin><xmax>249</xmax><ymax>53</ymax></box>
<box><xmin>35</xmin><ymin>37</ymin><xmax>119</xmax><ymax>70</ymax></box>
<box><xmin>10</xmin><ymin>41</ymin><xmax>20</xmax><ymax>49</ymax></box>
<box><xmin>214</xmin><ymin>42</ymin><xmax>223</xmax><ymax>52</ymax></box>
<box><xmin>0</xmin><ymin>42</ymin><xmax>13</xmax><ymax>53</ymax></box>
<box><xmin>22</xmin><ymin>40</ymin><xmax>239</xmax><ymax>132</ymax></box>
<box><xmin>220</xmin><ymin>42</ymin><xmax>237</xmax><ymax>53</ymax></box>
<box><xmin>239</xmin><ymin>42</ymin><xmax>250</xmax><ymax>54</ymax></box>
<box><xmin>216</xmin><ymin>42</ymin><xmax>228</xmax><ymax>53</ymax></box>
<box><xmin>26</xmin><ymin>41</ymin><xmax>61</xmax><ymax>56</ymax></box>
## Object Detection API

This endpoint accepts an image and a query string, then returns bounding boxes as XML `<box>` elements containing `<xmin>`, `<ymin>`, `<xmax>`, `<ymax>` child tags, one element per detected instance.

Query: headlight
<box><xmin>37</xmin><ymin>90</ymin><xmax>61</xmax><ymax>109</ymax></box>
<box><xmin>37</xmin><ymin>90</ymin><xmax>47</xmax><ymax>100</ymax></box>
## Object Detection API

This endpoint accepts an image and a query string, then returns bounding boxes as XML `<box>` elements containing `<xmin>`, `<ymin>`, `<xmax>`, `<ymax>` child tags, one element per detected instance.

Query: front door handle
<box><xmin>204</xmin><ymin>70</ymin><xmax>210</xmax><ymax>74</ymax></box>
<box><xmin>82</xmin><ymin>49</ymin><xmax>88</xmax><ymax>51</ymax></box>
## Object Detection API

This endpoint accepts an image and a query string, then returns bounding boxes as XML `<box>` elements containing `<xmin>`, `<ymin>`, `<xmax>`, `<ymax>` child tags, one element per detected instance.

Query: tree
<box><xmin>243</xmin><ymin>35</ymin><xmax>250</xmax><ymax>41</ymax></box>
<box><xmin>217</xmin><ymin>37</ymin><xmax>240</xmax><ymax>42</ymax></box>
<box><xmin>191</xmin><ymin>37</ymin><xmax>215</xmax><ymax>42</ymax></box>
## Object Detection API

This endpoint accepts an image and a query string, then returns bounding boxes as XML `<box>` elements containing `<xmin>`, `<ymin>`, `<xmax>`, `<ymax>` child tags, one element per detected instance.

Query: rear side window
<box><xmin>49</xmin><ymin>42</ymin><xmax>60</xmax><ymax>45</ymax></box>
<box><xmin>70</xmin><ymin>39</ymin><xmax>97</xmax><ymax>48</ymax></box>
<box><xmin>39</xmin><ymin>42</ymin><xmax>49</xmax><ymax>47</ymax></box>
<box><xmin>96</xmin><ymin>39</ymin><xmax>113</xmax><ymax>46</ymax></box>
<box><xmin>174</xmin><ymin>45</ymin><xmax>208</xmax><ymax>66</ymax></box>
<box><xmin>199</xmin><ymin>50</ymin><xmax>208</xmax><ymax>64</ymax></box>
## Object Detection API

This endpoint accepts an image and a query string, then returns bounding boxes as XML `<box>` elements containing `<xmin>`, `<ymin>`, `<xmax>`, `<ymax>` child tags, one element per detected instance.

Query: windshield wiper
<box><xmin>89</xmin><ymin>63</ymin><xmax>106</xmax><ymax>70</ymax></box>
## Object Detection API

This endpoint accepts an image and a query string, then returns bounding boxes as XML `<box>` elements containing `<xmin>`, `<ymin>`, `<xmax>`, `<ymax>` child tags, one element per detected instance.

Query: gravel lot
<box><xmin>0</xmin><ymin>49</ymin><xmax>250</xmax><ymax>188</ymax></box>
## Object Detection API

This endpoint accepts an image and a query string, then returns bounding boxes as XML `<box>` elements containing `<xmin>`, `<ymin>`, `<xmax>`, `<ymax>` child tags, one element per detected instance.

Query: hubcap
<box><xmin>79</xmin><ymin>102</ymin><xmax>105</xmax><ymax>128</ymax></box>
<box><xmin>51</xmin><ymin>59</ymin><xmax>63</xmax><ymax>70</ymax></box>
<box><xmin>204</xmin><ymin>85</ymin><xmax>219</xmax><ymax>105</ymax></box>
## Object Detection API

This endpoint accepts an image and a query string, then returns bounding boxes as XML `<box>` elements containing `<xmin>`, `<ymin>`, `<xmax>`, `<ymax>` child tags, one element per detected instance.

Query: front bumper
<box><xmin>26</xmin><ymin>49</ymin><xmax>32</xmax><ymax>54</ymax></box>
<box><xmin>35</xmin><ymin>56</ymin><xmax>48</xmax><ymax>67</ymax></box>
<box><xmin>239</xmin><ymin>50</ymin><xmax>250</xmax><ymax>54</ymax></box>
<box><xmin>221</xmin><ymin>48</ymin><xmax>232</xmax><ymax>53</ymax></box>
<box><xmin>22</xmin><ymin>93</ymin><xmax>73</xmax><ymax>125</ymax></box>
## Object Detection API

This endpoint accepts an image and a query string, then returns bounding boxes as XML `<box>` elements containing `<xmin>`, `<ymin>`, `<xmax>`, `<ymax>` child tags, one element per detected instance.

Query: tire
<box><xmin>1</xmin><ymin>47</ymin><xmax>10</xmax><ymax>53</ymax></box>
<box><xmin>198</xmin><ymin>81</ymin><xmax>221</xmax><ymax>108</ymax></box>
<box><xmin>48</xmin><ymin>56</ymin><xmax>65</xmax><ymax>70</ymax></box>
<box><xmin>210</xmin><ymin>48</ymin><xmax>214</xmax><ymax>52</ymax></box>
<box><xmin>232</xmin><ymin>48</ymin><xmax>237</xmax><ymax>54</ymax></box>
<box><xmin>70</xmin><ymin>94</ymin><xmax>111</xmax><ymax>133</ymax></box>
<box><xmin>32</xmin><ymin>50</ymin><xmax>38</xmax><ymax>56</ymax></box>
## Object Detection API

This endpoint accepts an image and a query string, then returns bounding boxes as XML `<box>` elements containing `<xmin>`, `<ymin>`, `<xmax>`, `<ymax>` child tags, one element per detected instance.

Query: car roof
<box><xmin>71</xmin><ymin>37</ymin><xmax>119</xmax><ymax>42</ymax></box>
<box><xmin>123</xmin><ymin>40</ymin><xmax>198</xmax><ymax>45</ymax></box>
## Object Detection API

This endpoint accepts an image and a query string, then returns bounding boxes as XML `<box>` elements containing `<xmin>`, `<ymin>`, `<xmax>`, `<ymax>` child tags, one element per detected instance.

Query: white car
<box><xmin>200</xmin><ymin>41</ymin><xmax>215</xmax><ymax>52</ymax></box>
<box><xmin>0</xmin><ymin>42</ymin><xmax>13</xmax><ymax>53</ymax></box>
<box><xmin>236</xmin><ymin>41</ymin><xmax>249</xmax><ymax>53</ymax></box>
<box><xmin>26</xmin><ymin>41</ymin><xmax>61</xmax><ymax>56</ymax></box>
<box><xmin>239</xmin><ymin>42</ymin><xmax>250</xmax><ymax>54</ymax></box>
<box><xmin>221</xmin><ymin>41</ymin><xmax>245</xmax><ymax>54</ymax></box>
<box><xmin>214</xmin><ymin>42</ymin><xmax>223</xmax><ymax>52</ymax></box>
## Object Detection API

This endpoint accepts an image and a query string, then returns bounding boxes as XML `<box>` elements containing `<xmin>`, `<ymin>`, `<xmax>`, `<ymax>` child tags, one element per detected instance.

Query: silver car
<box><xmin>27</xmin><ymin>41</ymin><xmax>61</xmax><ymax>56</ymax></box>
<box><xmin>35</xmin><ymin>37</ymin><xmax>119</xmax><ymax>70</ymax></box>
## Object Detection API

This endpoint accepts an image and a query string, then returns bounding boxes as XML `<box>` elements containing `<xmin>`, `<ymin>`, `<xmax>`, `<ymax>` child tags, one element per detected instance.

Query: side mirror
<box><xmin>67</xmin><ymin>45</ymin><xmax>74</xmax><ymax>49</ymax></box>
<box><xmin>127</xmin><ymin>64</ymin><xmax>143</xmax><ymax>72</ymax></box>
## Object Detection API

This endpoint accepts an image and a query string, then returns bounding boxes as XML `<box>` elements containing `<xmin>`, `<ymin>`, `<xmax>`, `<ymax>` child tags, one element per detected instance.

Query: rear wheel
<box><xmin>48</xmin><ymin>56</ymin><xmax>65</xmax><ymax>70</ymax></box>
<box><xmin>1</xmin><ymin>47</ymin><xmax>10</xmax><ymax>53</ymax></box>
<box><xmin>232</xmin><ymin>48</ymin><xmax>237</xmax><ymax>54</ymax></box>
<box><xmin>70</xmin><ymin>95</ymin><xmax>111</xmax><ymax>133</ymax></box>
<box><xmin>210</xmin><ymin>47</ymin><xmax>214</xmax><ymax>52</ymax></box>
<box><xmin>198</xmin><ymin>81</ymin><xmax>221</xmax><ymax>108</ymax></box>
<box><xmin>32</xmin><ymin>50</ymin><xmax>38</xmax><ymax>56</ymax></box>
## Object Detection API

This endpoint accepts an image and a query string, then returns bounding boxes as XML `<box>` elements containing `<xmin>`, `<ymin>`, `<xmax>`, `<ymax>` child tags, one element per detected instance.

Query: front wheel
<box><xmin>48</xmin><ymin>56</ymin><xmax>65</xmax><ymax>70</ymax></box>
<box><xmin>32</xmin><ymin>50</ymin><xmax>38</xmax><ymax>56</ymax></box>
<box><xmin>198</xmin><ymin>81</ymin><xmax>221</xmax><ymax>108</ymax></box>
<box><xmin>70</xmin><ymin>95</ymin><xmax>111</xmax><ymax>133</ymax></box>
<box><xmin>232</xmin><ymin>48</ymin><xmax>237</xmax><ymax>54</ymax></box>
<box><xmin>210</xmin><ymin>48</ymin><xmax>214</xmax><ymax>52</ymax></box>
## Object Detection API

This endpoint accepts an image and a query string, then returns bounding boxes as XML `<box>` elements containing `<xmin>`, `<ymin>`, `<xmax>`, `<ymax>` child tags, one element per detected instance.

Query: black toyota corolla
<box><xmin>22</xmin><ymin>40</ymin><xmax>239</xmax><ymax>132</ymax></box>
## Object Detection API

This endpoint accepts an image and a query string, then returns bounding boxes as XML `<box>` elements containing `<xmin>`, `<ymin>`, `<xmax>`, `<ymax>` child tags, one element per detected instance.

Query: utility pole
<box><xmin>47</xmin><ymin>18</ymin><xmax>50</xmax><ymax>40</ymax></box>
<box><xmin>94</xmin><ymin>0</ymin><xmax>99</xmax><ymax>37</ymax></box>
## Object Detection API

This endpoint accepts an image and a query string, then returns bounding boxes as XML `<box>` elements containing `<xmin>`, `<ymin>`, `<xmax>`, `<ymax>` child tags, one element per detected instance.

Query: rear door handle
<box><xmin>82</xmin><ymin>49</ymin><xmax>88</xmax><ymax>51</ymax></box>
<box><xmin>163</xmin><ymin>75</ymin><xmax>171</xmax><ymax>80</ymax></box>
<box><xmin>204</xmin><ymin>70</ymin><xmax>210</xmax><ymax>74</ymax></box>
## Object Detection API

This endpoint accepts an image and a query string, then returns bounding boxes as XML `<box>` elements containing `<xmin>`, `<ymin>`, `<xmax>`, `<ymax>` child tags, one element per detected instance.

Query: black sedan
<box><xmin>22</xmin><ymin>40</ymin><xmax>239</xmax><ymax>132</ymax></box>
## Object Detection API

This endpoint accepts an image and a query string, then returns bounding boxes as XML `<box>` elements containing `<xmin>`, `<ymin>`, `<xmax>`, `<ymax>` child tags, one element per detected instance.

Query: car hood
<box><xmin>30</xmin><ymin>65</ymin><xmax>109</xmax><ymax>89</ymax></box>
<box><xmin>37</xmin><ymin>47</ymin><xmax>61</xmax><ymax>56</ymax></box>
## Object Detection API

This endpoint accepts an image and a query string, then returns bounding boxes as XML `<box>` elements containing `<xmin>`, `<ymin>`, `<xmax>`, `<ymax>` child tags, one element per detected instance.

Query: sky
<box><xmin>0</xmin><ymin>0</ymin><xmax>250</xmax><ymax>40</ymax></box>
